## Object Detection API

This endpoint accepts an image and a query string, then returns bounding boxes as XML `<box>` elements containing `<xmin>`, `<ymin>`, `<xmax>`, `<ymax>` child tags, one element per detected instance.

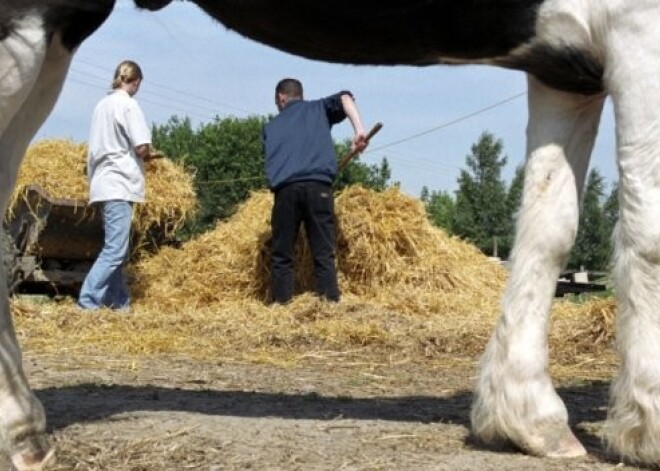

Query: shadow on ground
<box><xmin>36</xmin><ymin>380</ymin><xmax>610</xmax><ymax>457</ymax></box>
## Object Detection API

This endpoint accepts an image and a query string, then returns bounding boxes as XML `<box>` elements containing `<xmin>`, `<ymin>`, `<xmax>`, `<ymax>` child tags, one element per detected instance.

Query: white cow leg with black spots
<box><xmin>471</xmin><ymin>75</ymin><xmax>605</xmax><ymax>458</ymax></box>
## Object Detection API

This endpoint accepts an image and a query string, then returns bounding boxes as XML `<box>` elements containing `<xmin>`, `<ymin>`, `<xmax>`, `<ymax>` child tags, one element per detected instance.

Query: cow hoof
<box><xmin>10</xmin><ymin>438</ymin><xmax>55</xmax><ymax>471</ymax></box>
<box><xmin>524</xmin><ymin>426</ymin><xmax>586</xmax><ymax>458</ymax></box>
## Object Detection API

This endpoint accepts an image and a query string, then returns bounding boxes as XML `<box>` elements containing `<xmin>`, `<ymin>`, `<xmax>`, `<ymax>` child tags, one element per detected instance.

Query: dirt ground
<box><xmin>5</xmin><ymin>351</ymin><xmax>640</xmax><ymax>471</ymax></box>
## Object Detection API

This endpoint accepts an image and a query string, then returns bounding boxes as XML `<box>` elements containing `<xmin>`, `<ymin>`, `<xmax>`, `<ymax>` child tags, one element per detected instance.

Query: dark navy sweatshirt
<box><xmin>262</xmin><ymin>91</ymin><xmax>350</xmax><ymax>190</ymax></box>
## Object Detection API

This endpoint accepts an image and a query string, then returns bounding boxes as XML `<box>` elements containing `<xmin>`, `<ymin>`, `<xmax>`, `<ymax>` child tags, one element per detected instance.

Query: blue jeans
<box><xmin>78</xmin><ymin>200</ymin><xmax>132</xmax><ymax>310</ymax></box>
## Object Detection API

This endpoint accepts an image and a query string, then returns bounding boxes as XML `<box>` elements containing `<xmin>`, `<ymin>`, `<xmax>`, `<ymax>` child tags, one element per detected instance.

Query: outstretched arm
<box><xmin>341</xmin><ymin>94</ymin><xmax>368</xmax><ymax>153</ymax></box>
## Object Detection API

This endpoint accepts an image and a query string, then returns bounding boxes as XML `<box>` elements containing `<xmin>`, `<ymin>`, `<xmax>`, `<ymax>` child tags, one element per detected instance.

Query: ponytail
<box><xmin>111</xmin><ymin>60</ymin><xmax>143</xmax><ymax>89</ymax></box>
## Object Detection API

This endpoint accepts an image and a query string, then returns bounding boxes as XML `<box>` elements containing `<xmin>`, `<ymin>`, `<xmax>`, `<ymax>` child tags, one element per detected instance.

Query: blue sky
<box><xmin>37</xmin><ymin>0</ymin><xmax>618</xmax><ymax>198</ymax></box>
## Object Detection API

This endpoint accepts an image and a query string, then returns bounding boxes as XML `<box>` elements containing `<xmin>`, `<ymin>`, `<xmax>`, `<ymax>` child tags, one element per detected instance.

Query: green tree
<box><xmin>153</xmin><ymin>115</ymin><xmax>268</xmax><ymax>236</ymax></box>
<box><xmin>500</xmin><ymin>165</ymin><xmax>525</xmax><ymax>257</ymax></box>
<box><xmin>569</xmin><ymin>169</ymin><xmax>612</xmax><ymax>270</ymax></box>
<box><xmin>507</xmin><ymin>165</ymin><xmax>524</xmax><ymax>219</ymax></box>
<box><xmin>452</xmin><ymin>132</ymin><xmax>511</xmax><ymax>258</ymax></box>
<box><xmin>421</xmin><ymin>186</ymin><xmax>455</xmax><ymax>234</ymax></box>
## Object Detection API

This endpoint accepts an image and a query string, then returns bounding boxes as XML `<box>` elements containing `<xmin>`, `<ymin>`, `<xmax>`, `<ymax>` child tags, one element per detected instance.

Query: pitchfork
<box><xmin>338</xmin><ymin>122</ymin><xmax>383</xmax><ymax>171</ymax></box>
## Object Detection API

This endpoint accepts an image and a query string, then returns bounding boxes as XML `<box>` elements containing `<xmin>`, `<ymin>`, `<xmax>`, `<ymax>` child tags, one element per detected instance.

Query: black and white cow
<box><xmin>2</xmin><ymin>1</ymin><xmax>659</xmax><ymax>468</ymax></box>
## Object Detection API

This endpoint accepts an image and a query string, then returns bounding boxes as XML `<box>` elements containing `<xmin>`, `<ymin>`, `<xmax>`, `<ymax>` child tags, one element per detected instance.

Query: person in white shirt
<box><xmin>78</xmin><ymin>60</ymin><xmax>159</xmax><ymax>310</ymax></box>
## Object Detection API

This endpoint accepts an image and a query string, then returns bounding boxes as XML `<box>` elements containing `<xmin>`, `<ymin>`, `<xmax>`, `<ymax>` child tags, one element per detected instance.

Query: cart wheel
<box><xmin>1</xmin><ymin>227</ymin><xmax>21</xmax><ymax>295</ymax></box>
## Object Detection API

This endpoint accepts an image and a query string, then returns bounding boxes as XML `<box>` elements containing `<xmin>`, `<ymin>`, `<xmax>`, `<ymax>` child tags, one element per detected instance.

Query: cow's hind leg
<box><xmin>604</xmin><ymin>13</ymin><xmax>660</xmax><ymax>464</ymax></box>
<box><xmin>471</xmin><ymin>76</ymin><xmax>604</xmax><ymax>458</ymax></box>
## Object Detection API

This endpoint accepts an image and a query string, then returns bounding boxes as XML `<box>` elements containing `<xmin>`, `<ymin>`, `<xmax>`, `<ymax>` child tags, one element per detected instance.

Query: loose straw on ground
<box><xmin>12</xmin><ymin>186</ymin><xmax>619</xmax><ymax>376</ymax></box>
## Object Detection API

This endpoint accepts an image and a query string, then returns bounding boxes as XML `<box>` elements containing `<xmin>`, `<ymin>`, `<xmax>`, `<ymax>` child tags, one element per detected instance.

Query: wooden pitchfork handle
<box><xmin>338</xmin><ymin>122</ymin><xmax>383</xmax><ymax>171</ymax></box>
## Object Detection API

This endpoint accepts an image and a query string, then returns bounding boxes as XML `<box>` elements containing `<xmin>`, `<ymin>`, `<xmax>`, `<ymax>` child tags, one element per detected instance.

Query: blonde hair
<box><xmin>111</xmin><ymin>60</ymin><xmax>143</xmax><ymax>89</ymax></box>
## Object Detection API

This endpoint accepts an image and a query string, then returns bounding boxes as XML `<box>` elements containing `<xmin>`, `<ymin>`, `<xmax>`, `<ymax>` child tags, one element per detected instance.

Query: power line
<box><xmin>374</xmin><ymin>151</ymin><xmax>461</xmax><ymax>173</ymax></box>
<box><xmin>66</xmin><ymin>76</ymin><xmax>215</xmax><ymax>122</ymax></box>
<box><xmin>196</xmin><ymin>175</ymin><xmax>265</xmax><ymax>186</ymax></box>
<box><xmin>74</xmin><ymin>57</ymin><xmax>257</xmax><ymax>116</ymax></box>
<box><xmin>69</xmin><ymin>66</ymin><xmax>223</xmax><ymax>116</ymax></box>
<box><xmin>365</xmin><ymin>91</ymin><xmax>526</xmax><ymax>154</ymax></box>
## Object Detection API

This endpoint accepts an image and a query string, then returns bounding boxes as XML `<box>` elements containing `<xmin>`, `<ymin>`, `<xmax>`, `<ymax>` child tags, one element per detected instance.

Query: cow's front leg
<box><xmin>471</xmin><ymin>75</ymin><xmax>605</xmax><ymax>457</ymax></box>
<box><xmin>0</xmin><ymin>21</ymin><xmax>74</xmax><ymax>470</ymax></box>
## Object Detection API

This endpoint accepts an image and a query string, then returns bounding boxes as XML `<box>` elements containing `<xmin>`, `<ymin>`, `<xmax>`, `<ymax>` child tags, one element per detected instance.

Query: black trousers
<box><xmin>270</xmin><ymin>181</ymin><xmax>339</xmax><ymax>303</ymax></box>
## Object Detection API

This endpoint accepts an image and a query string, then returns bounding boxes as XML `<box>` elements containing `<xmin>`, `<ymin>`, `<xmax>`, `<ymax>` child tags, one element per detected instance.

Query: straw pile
<box><xmin>6</xmin><ymin>139</ymin><xmax>197</xmax><ymax>251</ymax></box>
<box><xmin>10</xmin><ymin>139</ymin><xmax>89</xmax><ymax>203</ymax></box>
<box><xmin>133</xmin><ymin>186</ymin><xmax>507</xmax><ymax>313</ymax></box>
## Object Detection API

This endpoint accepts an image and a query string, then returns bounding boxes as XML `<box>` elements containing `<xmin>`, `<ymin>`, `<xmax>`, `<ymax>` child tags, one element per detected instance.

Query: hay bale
<box><xmin>6</xmin><ymin>139</ymin><xmax>197</xmax><ymax>252</ymax></box>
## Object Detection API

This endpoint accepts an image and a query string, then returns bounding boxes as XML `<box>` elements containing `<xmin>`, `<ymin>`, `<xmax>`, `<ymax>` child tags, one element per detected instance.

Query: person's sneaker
<box><xmin>75</xmin><ymin>302</ymin><xmax>96</xmax><ymax>311</ymax></box>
